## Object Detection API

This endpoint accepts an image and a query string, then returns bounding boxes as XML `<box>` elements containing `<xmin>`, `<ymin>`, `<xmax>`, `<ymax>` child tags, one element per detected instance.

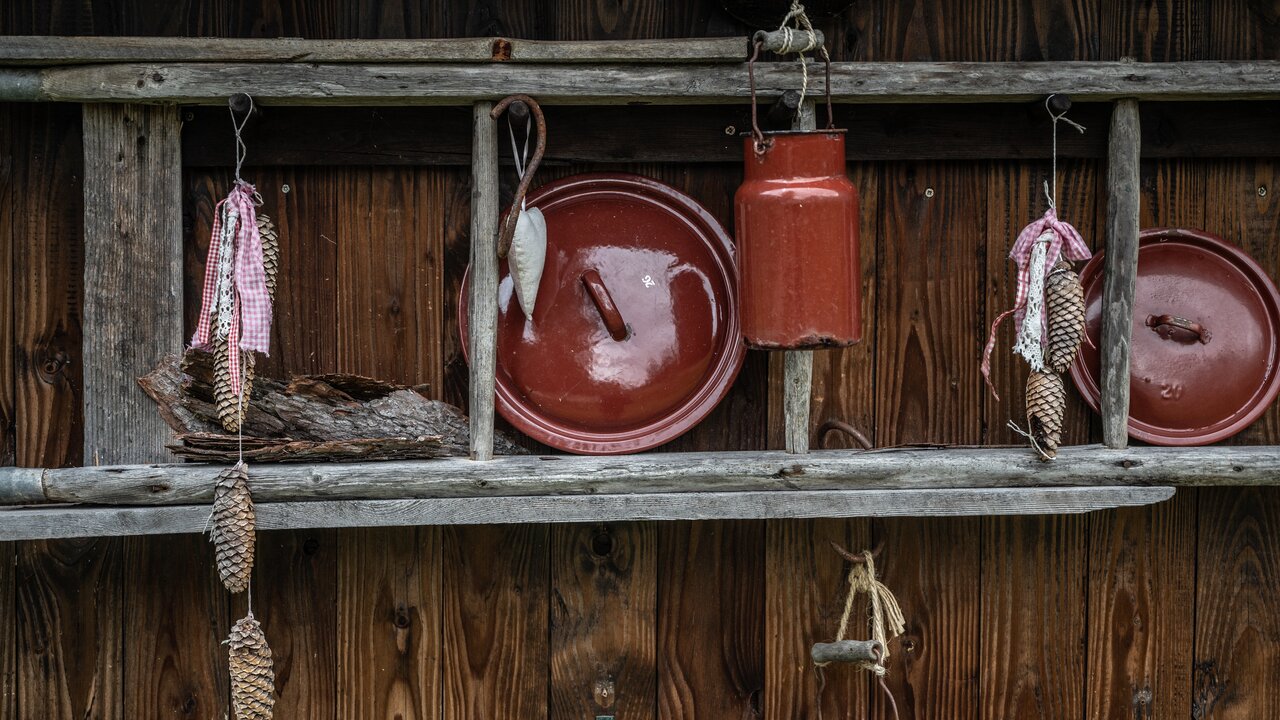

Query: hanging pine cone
<box><xmin>1026</xmin><ymin>371</ymin><xmax>1066</xmax><ymax>461</ymax></box>
<box><xmin>228</xmin><ymin>611</ymin><xmax>275</xmax><ymax>720</ymax></box>
<box><xmin>213</xmin><ymin>334</ymin><xmax>251</xmax><ymax>432</ymax></box>
<box><xmin>257</xmin><ymin>213</ymin><xmax>280</xmax><ymax>300</ymax></box>
<box><xmin>211</xmin><ymin>462</ymin><xmax>255</xmax><ymax>593</ymax></box>
<box><xmin>1045</xmin><ymin>260</ymin><xmax>1086</xmax><ymax>373</ymax></box>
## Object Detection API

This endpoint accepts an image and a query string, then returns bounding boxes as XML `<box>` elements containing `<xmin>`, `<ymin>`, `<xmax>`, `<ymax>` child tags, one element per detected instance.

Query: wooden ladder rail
<box><xmin>1101</xmin><ymin>99</ymin><xmax>1142</xmax><ymax>449</ymax></box>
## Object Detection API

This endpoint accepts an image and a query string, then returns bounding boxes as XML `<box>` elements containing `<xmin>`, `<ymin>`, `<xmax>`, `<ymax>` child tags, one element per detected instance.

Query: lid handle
<box><xmin>582</xmin><ymin>270</ymin><xmax>629</xmax><ymax>342</ymax></box>
<box><xmin>1146</xmin><ymin>314</ymin><xmax>1212</xmax><ymax>345</ymax></box>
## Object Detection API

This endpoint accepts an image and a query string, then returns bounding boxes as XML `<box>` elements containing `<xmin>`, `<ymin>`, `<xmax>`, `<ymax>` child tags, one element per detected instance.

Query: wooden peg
<box><xmin>811</xmin><ymin>640</ymin><xmax>882</xmax><ymax>665</ymax></box>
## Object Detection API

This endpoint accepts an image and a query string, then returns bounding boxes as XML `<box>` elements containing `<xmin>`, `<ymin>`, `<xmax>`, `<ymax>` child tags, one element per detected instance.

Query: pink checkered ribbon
<box><xmin>981</xmin><ymin>208</ymin><xmax>1091</xmax><ymax>399</ymax></box>
<box><xmin>191</xmin><ymin>180</ymin><xmax>272</xmax><ymax>396</ymax></box>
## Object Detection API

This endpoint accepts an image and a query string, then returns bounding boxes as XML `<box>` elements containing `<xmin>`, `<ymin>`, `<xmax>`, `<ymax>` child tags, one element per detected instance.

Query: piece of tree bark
<box><xmin>137</xmin><ymin>350</ymin><xmax>524</xmax><ymax>462</ymax></box>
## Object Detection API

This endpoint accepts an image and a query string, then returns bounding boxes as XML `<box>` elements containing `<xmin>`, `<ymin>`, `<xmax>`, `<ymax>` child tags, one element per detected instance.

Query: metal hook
<box><xmin>491</xmin><ymin>94</ymin><xmax>546</xmax><ymax>259</ymax></box>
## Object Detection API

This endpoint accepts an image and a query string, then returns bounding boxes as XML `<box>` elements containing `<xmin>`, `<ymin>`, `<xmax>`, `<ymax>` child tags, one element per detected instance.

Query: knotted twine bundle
<box><xmin>818</xmin><ymin>550</ymin><xmax>906</xmax><ymax>676</ymax></box>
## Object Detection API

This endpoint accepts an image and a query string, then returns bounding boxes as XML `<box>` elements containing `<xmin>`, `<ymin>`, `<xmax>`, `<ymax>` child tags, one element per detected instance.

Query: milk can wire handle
<box><xmin>747</xmin><ymin>33</ymin><xmax>836</xmax><ymax>155</ymax></box>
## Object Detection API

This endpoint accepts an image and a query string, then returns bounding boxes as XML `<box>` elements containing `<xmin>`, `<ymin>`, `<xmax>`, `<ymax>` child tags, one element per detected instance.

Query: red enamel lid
<box><xmin>460</xmin><ymin>173</ymin><xmax>744</xmax><ymax>454</ymax></box>
<box><xmin>1070</xmin><ymin>228</ymin><xmax>1280</xmax><ymax>445</ymax></box>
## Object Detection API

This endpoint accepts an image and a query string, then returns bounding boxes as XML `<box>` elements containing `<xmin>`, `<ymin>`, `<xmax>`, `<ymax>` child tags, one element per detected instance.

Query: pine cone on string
<box><xmin>1026</xmin><ymin>371</ymin><xmax>1066</xmax><ymax>461</ymax></box>
<box><xmin>257</xmin><ymin>213</ymin><xmax>280</xmax><ymax>299</ymax></box>
<box><xmin>228</xmin><ymin>611</ymin><xmax>275</xmax><ymax>720</ymax></box>
<box><xmin>213</xmin><ymin>333</ymin><xmax>248</xmax><ymax>432</ymax></box>
<box><xmin>1045</xmin><ymin>259</ymin><xmax>1086</xmax><ymax>374</ymax></box>
<box><xmin>211</xmin><ymin>462</ymin><xmax>255</xmax><ymax>593</ymax></box>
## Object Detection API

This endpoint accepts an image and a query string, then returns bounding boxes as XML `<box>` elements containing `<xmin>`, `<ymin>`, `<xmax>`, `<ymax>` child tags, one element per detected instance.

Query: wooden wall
<box><xmin>2</xmin><ymin>1</ymin><xmax>1279</xmax><ymax>718</ymax></box>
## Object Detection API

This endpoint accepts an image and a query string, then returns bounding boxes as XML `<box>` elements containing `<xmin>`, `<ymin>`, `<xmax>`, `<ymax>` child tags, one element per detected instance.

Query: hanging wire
<box><xmin>228</xmin><ymin>94</ymin><xmax>256</xmax><ymax>184</ymax></box>
<box><xmin>1042</xmin><ymin>94</ymin><xmax>1086</xmax><ymax>210</ymax></box>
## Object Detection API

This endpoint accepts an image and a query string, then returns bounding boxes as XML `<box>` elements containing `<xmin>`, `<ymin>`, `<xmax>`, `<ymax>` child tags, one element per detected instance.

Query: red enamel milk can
<box><xmin>735</xmin><ymin>43</ymin><xmax>861</xmax><ymax>349</ymax></box>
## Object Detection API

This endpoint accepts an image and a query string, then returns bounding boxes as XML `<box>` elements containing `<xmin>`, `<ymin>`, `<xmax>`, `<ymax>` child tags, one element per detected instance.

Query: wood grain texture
<box><xmin>1100</xmin><ymin>99</ymin><xmax>1141</xmax><ymax>449</ymax></box>
<box><xmin>0</xmin><ymin>542</ymin><xmax>13</xmax><ymax>719</ymax></box>
<box><xmin>1086</xmin><ymin>490</ymin><xmax>1196</xmax><ymax>720</ymax></box>
<box><xmin>984</xmin><ymin>159</ymin><xmax>1099</xmax><ymax>446</ymax></box>
<box><xmin>81</xmin><ymin>103</ymin><xmax>181</xmax><ymax>465</ymax></box>
<box><xmin>467</xmin><ymin>101</ymin><xmax>498</xmax><ymax>460</ymax></box>
<box><xmin>877</xmin><ymin>162</ymin><xmax>986</xmax><ymax>445</ymax></box>
<box><xmin>121</xmin><ymin>535</ymin><xmax>227</xmax><ymax>720</ymax></box>
<box><xmin>441</xmin><ymin>524</ymin><xmax>548</xmax><ymax>720</ymax></box>
<box><xmin>7</xmin><ymin>104</ymin><xmax>83</xmax><ymax>468</ymax></box>
<box><xmin>20</xmin><ymin>61</ymin><xmax>1280</xmax><ymax>105</ymax></box>
<box><xmin>16</xmin><ymin>539</ymin><xmax>123</xmax><ymax>720</ymax></box>
<box><xmin>658</xmin><ymin>521</ymin><xmax>764</xmax><ymax>720</ymax></box>
<box><xmin>0</xmin><ymin>109</ymin><xmax>14</xmax><ymax>467</ymax></box>
<box><xmin>337</xmin><ymin>526</ymin><xmax>440</xmax><ymax>720</ymax></box>
<box><xmin>550</xmin><ymin>523</ymin><xmax>657</xmax><ymax>720</ymax></box>
<box><xmin>238</xmin><ymin>530</ymin><xmax>337</xmax><ymax>720</ymax></box>
<box><xmin>875</xmin><ymin>517</ymin><xmax>981</xmax><ymax>720</ymax></box>
<box><xmin>1193</xmin><ymin>488</ymin><xmax>1280</xmax><ymax>719</ymax></box>
<box><xmin>1100</xmin><ymin>0</ymin><xmax>1204</xmax><ymax>61</ymax></box>
<box><xmin>765</xmin><ymin>519</ymin><xmax>872</xmax><ymax>719</ymax></box>
<box><xmin>979</xmin><ymin>515</ymin><xmax>1086</xmax><ymax>719</ymax></box>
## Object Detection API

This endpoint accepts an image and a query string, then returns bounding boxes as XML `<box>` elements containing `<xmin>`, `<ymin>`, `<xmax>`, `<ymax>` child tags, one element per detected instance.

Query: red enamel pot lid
<box><xmin>460</xmin><ymin>173</ymin><xmax>744</xmax><ymax>455</ymax></box>
<box><xmin>1069</xmin><ymin>228</ymin><xmax>1280</xmax><ymax>445</ymax></box>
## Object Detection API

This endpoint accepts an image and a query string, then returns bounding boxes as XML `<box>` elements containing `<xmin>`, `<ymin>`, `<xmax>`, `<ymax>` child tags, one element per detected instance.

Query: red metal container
<box><xmin>460</xmin><ymin>173</ymin><xmax>744</xmax><ymax>455</ymax></box>
<box><xmin>1070</xmin><ymin>228</ymin><xmax>1280</xmax><ymax>445</ymax></box>
<box><xmin>735</xmin><ymin>130</ymin><xmax>862</xmax><ymax>349</ymax></box>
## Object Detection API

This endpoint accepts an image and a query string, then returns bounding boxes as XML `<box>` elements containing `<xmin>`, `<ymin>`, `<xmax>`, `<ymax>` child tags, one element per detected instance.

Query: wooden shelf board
<box><xmin>2</xmin><ymin>60</ymin><xmax>1278</xmax><ymax>105</ymax></box>
<box><xmin>0</xmin><ymin>486</ymin><xmax>1174</xmax><ymax>541</ymax></box>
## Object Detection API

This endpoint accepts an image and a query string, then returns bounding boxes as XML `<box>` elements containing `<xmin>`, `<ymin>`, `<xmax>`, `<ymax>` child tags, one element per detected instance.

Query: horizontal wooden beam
<box><xmin>1</xmin><ymin>445</ymin><xmax>1272</xmax><ymax>507</ymax></box>
<box><xmin>3</xmin><ymin>61</ymin><xmax>1278</xmax><ymax>105</ymax></box>
<box><xmin>180</xmin><ymin>102</ymin><xmax>1280</xmax><ymax>167</ymax></box>
<box><xmin>0</xmin><ymin>36</ymin><xmax>750</xmax><ymax>65</ymax></box>
<box><xmin>0</xmin><ymin>486</ymin><xmax>1175</xmax><ymax>540</ymax></box>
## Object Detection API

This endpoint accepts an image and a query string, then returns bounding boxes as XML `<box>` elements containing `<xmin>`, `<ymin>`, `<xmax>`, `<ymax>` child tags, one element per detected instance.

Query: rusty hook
<box><xmin>491</xmin><ymin>94</ymin><xmax>546</xmax><ymax>259</ymax></box>
<box><xmin>815</xmin><ymin>419</ymin><xmax>873</xmax><ymax>450</ymax></box>
<box><xmin>828</xmin><ymin>538</ymin><xmax>884</xmax><ymax>565</ymax></box>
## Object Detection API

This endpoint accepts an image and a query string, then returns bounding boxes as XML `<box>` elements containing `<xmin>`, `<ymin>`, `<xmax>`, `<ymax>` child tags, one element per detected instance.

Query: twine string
<box><xmin>776</xmin><ymin>2</ymin><xmax>820</xmax><ymax>106</ymax></box>
<box><xmin>228</xmin><ymin>94</ymin><xmax>255</xmax><ymax>183</ymax></box>
<box><xmin>507</xmin><ymin>114</ymin><xmax>532</xmax><ymax>210</ymax></box>
<box><xmin>1043</xmin><ymin>94</ymin><xmax>1086</xmax><ymax>210</ymax></box>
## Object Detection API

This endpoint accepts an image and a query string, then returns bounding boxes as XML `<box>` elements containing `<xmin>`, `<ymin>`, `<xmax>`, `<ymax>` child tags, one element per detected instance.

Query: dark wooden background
<box><xmin>2</xmin><ymin>1</ymin><xmax>1279</xmax><ymax>718</ymax></box>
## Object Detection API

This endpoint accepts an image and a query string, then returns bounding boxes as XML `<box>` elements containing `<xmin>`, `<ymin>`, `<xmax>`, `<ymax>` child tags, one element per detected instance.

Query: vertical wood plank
<box><xmin>808</xmin><ymin>162</ymin><xmax>879</xmax><ymax>449</ymax></box>
<box><xmin>441</xmin><ymin>524</ymin><xmax>548</xmax><ymax>720</ymax></box>
<box><xmin>658</xmin><ymin>520</ymin><xmax>764</xmax><ymax>720</ymax></box>
<box><xmin>121</xmin><ymin>535</ymin><xmax>227</xmax><ymax>720</ymax></box>
<box><xmin>468</xmin><ymin>101</ymin><xmax>498</xmax><ymax>461</ymax></box>
<box><xmin>17</xmin><ymin>538</ymin><xmax>123</xmax><ymax>720</ymax></box>
<box><xmin>1100</xmin><ymin>99</ymin><xmax>1141</xmax><ymax>449</ymax></box>
<box><xmin>81</xmin><ymin>103</ymin><xmax>182</xmax><ymax>466</ymax></box>
<box><xmin>1193</xmin><ymin>488</ymin><xmax>1280</xmax><ymax>719</ymax></box>
<box><xmin>0</xmin><ymin>542</ymin><xmax>13</xmax><ymax>720</ymax></box>
<box><xmin>781</xmin><ymin>100</ymin><xmax>818</xmax><ymax>454</ymax></box>
<box><xmin>979</xmin><ymin>515</ymin><xmax>1087</xmax><ymax>719</ymax></box>
<box><xmin>337</xmin><ymin>527</ymin><xmax>440</xmax><ymax>720</ymax></box>
<box><xmin>551</xmin><ymin>523</ymin><xmax>657</xmax><ymax>720</ymax></box>
<box><xmin>0</xmin><ymin>108</ymin><xmax>13</xmax><ymax>467</ymax></box>
<box><xmin>8</xmin><ymin>104</ymin><xmax>84</xmax><ymax>469</ymax></box>
<box><xmin>1086</xmin><ymin>492</ymin><xmax>1196</xmax><ymax>720</ymax></box>
<box><xmin>239</xmin><ymin>530</ymin><xmax>338</xmax><ymax>720</ymax></box>
<box><xmin>764</xmin><ymin>519</ymin><xmax>872</xmax><ymax>719</ymax></box>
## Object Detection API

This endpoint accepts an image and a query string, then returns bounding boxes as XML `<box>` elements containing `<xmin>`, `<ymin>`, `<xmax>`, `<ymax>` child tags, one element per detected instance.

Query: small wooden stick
<box><xmin>811</xmin><ymin>640</ymin><xmax>882</xmax><ymax>665</ymax></box>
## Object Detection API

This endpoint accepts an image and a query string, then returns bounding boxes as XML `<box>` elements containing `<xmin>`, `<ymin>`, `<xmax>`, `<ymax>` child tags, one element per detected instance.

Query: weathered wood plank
<box><xmin>121</xmin><ymin>535</ymin><xmax>227</xmax><ymax>720</ymax></box>
<box><xmin>82</xmin><ymin>104</ymin><xmax>182</xmax><ymax>466</ymax></box>
<box><xmin>1100</xmin><ymin>99</ymin><xmax>1141</xmax><ymax>449</ymax></box>
<box><xmin>1193</xmin><ymin>488</ymin><xmax>1280</xmax><ymax>718</ymax></box>
<box><xmin>180</xmin><ymin>102</ymin><xmax>1280</xmax><ymax>167</ymax></box>
<box><xmin>337</xmin><ymin>527</ymin><xmax>439</xmax><ymax>720</ymax></box>
<box><xmin>550</xmin><ymin>523</ymin><xmax>656</xmax><ymax>719</ymax></box>
<box><xmin>11</xmin><ymin>445</ymin><xmax>1274</xmax><ymax>507</ymax></box>
<box><xmin>0</xmin><ymin>109</ymin><xmax>13</xmax><ymax>468</ymax></box>
<box><xmin>764</xmin><ymin>519</ymin><xmax>872</xmax><ymax>719</ymax></box>
<box><xmin>16</xmin><ymin>539</ymin><xmax>123</xmax><ymax>719</ymax></box>
<box><xmin>9</xmin><ymin>61</ymin><xmax>1280</xmax><ymax>105</ymax></box>
<box><xmin>658</xmin><ymin>521</ymin><xmax>764</xmax><ymax>720</ymax></box>
<box><xmin>0</xmin><ymin>486</ymin><xmax>1174</xmax><ymax>541</ymax></box>
<box><xmin>0</xmin><ymin>36</ymin><xmax>750</xmax><ymax>65</ymax></box>
<box><xmin>0</xmin><ymin>542</ymin><xmax>13</xmax><ymax>720</ymax></box>
<box><xmin>468</xmin><ymin>101</ymin><xmax>498</xmax><ymax>461</ymax></box>
<box><xmin>243</xmin><ymin>530</ymin><xmax>337</xmax><ymax>720</ymax></box>
<box><xmin>441</xmin><ymin>525</ymin><xmax>548</xmax><ymax>720</ymax></box>
<box><xmin>1086</xmin><ymin>490</ymin><xmax>1196</xmax><ymax>719</ymax></box>
<box><xmin>979</xmin><ymin>515</ymin><xmax>1087</xmax><ymax>719</ymax></box>
<box><xmin>778</xmin><ymin>101</ymin><xmax>817</xmax><ymax>454</ymax></box>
